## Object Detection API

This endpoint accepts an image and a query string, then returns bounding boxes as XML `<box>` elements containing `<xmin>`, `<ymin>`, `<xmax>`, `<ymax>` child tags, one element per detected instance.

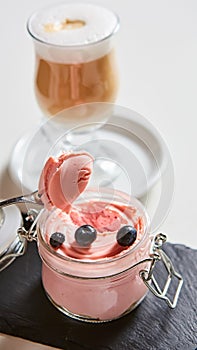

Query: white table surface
<box><xmin>0</xmin><ymin>0</ymin><xmax>197</xmax><ymax>348</ymax></box>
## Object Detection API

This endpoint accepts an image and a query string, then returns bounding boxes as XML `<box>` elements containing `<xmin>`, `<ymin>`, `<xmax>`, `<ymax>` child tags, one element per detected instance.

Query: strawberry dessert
<box><xmin>37</xmin><ymin>151</ymin><xmax>151</xmax><ymax>322</ymax></box>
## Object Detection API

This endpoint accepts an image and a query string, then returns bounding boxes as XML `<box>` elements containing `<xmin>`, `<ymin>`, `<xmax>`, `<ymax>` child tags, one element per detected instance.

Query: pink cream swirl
<box><xmin>38</xmin><ymin>152</ymin><xmax>93</xmax><ymax>212</ymax></box>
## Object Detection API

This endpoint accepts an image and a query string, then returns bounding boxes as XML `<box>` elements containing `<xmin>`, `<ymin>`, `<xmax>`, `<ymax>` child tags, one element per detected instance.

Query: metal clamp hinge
<box><xmin>0</xmin><ymin>210</ymin><xmax>39</xmax><ymax>270</ymax></box>
<box><xmin>140</xmin><ymin>233</ymin><xmax>183</xmax><ymax>308</ymax></box>
<box><xmin>18</xmin><ymin>209</ymin><xmax>39</xmax><ymax>243</ymax></box>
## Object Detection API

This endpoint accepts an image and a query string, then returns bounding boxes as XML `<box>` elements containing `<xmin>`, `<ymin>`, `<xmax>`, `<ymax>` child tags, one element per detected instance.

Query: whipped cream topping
<box><xmin>27</xmin><ymin>4</ymin><xmax>119</xmax><ymax>63</ymax></box>
<box><xmin>28</xmin><ymin>3</ymin><xmax>119</xmax><ymax>46</ymax></box>
<box><xmin>42</xmin><ymin>201</ymin><xmax>144</xmax><ymax>261</ymax></box>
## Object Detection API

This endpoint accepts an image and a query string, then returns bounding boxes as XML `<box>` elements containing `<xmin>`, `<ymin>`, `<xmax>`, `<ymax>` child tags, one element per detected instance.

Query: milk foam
<box><xmin>27</xmin><ymin>3</ymin><xmax>119</xmax><ymax>63</ymax></box>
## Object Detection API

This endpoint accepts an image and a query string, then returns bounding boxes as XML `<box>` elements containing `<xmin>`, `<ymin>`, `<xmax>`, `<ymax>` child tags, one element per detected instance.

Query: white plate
<box><xmin>9</xmin><ymin>106</ymin><xmax>170</xmax><ymax>198</ymax></box>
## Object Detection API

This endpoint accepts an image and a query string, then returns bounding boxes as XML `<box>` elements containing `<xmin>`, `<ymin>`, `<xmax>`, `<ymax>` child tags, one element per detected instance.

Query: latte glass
<box><xmin>27</xmin><ymin>3</ymin><xmax>119</xmax><ymax>121</ymax></box>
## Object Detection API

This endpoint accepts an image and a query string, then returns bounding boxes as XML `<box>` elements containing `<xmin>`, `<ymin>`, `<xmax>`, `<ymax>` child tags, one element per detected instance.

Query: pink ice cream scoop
<box><xmin>38</xmin><ymin>152</ymin><xmax>93</xmax><ymax>212</ymax></box>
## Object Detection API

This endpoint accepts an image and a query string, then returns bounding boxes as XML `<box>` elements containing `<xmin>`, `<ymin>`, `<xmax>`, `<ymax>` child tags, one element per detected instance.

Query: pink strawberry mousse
<box><xmin>38</xmin><ymin>151</ymin><xmax>93</xmax><ymax>212</ymax></box>
<box><xmin>37</xmin><ymin>152</ymin><xmax>151</xmax><ymax>322</ymax></box>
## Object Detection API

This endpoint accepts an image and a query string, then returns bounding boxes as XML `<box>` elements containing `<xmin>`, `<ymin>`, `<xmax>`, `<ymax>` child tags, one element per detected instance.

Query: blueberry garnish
<box><xmin>50</xmin><ymin>232</ymin><xmax>65</xmax><ymax>248</ymax></box>
<box><xmin>75</xmin><ymin>225</ymin><xmax>97</xmax><ymax>247</ymax></box>
<box><xmin>116</xmin><ymin>225</ymin><xmax>137</xmax><ymax>247</ymax></box>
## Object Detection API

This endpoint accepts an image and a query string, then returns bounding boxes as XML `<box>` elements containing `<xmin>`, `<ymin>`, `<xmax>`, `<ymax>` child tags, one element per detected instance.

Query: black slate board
<box><xmin>0</xmin><ymin>241</ymin><xmax>196</xmax><ymax>350</ymax></box>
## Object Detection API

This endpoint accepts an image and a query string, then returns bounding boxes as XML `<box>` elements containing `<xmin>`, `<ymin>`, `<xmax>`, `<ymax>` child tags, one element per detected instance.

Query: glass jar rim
<box><xmin>37</xmin><ymin>187</ymin><xmax>150</xmax><ymax>266</ymax></box>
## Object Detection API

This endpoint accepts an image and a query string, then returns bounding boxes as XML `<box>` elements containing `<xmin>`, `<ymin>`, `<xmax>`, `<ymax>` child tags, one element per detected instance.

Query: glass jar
<box><xmin>36</xmin><ymin>188</ymin><xmax>180</xmax><ymax>323</ymax></box>
<box><xmin>0</xmin><ymin>188</ymin><xmax>183</xmax><ymax>322</ymax></box>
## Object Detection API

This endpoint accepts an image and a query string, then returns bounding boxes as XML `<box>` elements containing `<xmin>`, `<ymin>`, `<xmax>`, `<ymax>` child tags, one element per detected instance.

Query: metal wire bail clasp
<box><xmin>0</xmin><ymin>209</ymin><xmax>39</xmax><ymax>272</ymax></box>
<box><xmin>18</xmin><ymin>210</ymin><xmax>39</xmax><ymax>243</ymax></box>
<box><xmin>140</xmin><ymin>233</ymin><xmax>183</xmax><ymax>308</ymax></box>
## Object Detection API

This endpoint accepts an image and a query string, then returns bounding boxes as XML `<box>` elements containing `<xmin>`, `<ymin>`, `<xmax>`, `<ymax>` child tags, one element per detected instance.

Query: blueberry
<box><xmin>116</xmin><ymin>225</ymin><xmax>137</xmax><ymax>247</ymax></box>
<box><xmin>50</xmin><ymin>232</ymin><xmax>65</xmax><ymax>248</ymax></box>
<box><xmin>75</xmin><ymin>225</ymin><xmax>97</xmax><ymax>247</ymax></box>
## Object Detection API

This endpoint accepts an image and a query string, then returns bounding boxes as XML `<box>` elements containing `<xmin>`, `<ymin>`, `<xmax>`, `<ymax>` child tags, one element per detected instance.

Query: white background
<box><xmin>0</xmin><ymin>1</ymin><xmax>197</xmax><ymax>348</ymax></box>
<box><xmin>0</xmin><ymin>0</ymin><xmax>197</xmax><ymax>247</ymax></box>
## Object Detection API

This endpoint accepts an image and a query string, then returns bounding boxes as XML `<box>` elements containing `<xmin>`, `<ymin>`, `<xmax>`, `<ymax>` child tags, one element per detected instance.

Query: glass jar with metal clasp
<box><xmin>0</xmin><ymin>190</ymin><xmax>183</xmax><ymax>322</ymax></box>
